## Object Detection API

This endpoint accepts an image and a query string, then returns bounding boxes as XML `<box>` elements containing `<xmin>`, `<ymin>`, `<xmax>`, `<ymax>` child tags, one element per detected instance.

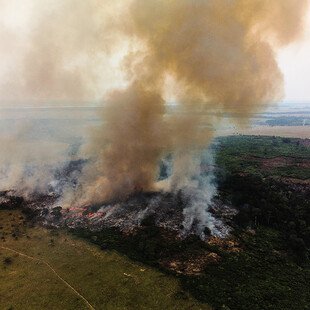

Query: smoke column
<box><xmin>80</xmin><ymin>0</ymin><xmax>308</xmax><ymax>204</ymax></box>
<box><xmin>0</xmin><ymin>1</ymin><xmax>308</xmax><ymax>209</ymax></box>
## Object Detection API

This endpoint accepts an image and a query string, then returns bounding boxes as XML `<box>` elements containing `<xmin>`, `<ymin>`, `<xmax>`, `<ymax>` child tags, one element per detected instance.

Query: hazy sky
<box><xmin>278</xmin><ymin>8</ymin><xmax>310</xmax><ymax>103</ymax></box>
<box><xmin>0</xmin><ymin>0</ymin><xmax>310</xmax><ymax>106</ymax></box>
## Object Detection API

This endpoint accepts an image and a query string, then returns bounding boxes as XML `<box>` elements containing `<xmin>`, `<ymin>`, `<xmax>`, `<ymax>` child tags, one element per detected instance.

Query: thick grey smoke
<box><xmin>0</xmin><ymin>0</ymin><xmax>308</xmax><ymax>235</ymax></box>
<box><xmin>181</xmin><ymin>147</ymin><xmax>224</xmax><ymax>237</ymax></box>
<box><xmin>79</xmin><ymin>0</ymin><xmax>308</xmax><ymax>205</ymax></box>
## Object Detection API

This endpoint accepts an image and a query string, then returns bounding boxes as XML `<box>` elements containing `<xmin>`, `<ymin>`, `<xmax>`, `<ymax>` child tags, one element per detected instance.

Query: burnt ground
<box><xmin>1</xmin><ymin>135</ymin><xmax>309</xmax><ymax>310</ymax></box>
<box><xmin>0</xmin><ymin>189</ymin><xmax>240</xmax><ymax>277</ymax></box>
<box><xmin>62</xmin><ymin>167</ymin><xmax>310</xmax><ymax>310</ymax></box>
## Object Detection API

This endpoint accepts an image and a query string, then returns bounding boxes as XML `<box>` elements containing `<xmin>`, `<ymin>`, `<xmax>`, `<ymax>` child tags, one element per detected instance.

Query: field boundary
<box><xmin>0</xmin><ymin>245</ymin><xmax>95</xmax><ymax>310</ymax></box>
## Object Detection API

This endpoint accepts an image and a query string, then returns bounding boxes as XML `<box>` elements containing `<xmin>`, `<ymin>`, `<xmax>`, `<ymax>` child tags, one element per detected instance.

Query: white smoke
<box><xmin>180</xmin><ymin>145</ymin><xmax>228</xmax><ymax>238</ymax></box>
<box><xmin>155</xmin><ymin>142</ymin><xmax>228</xmax><ymax>238</ymax></box>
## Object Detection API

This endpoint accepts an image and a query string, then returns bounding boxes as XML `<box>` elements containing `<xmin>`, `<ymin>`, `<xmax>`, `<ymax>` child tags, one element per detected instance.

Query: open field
<box><xmin>217</xmin><ymin>126</ymin><xmax>310</xmax><ymax>139</ymax></box>
<box><xmin>0</xmin><ymin>210</ymin><xmax>209</xmax><ymax>310</ymax></box>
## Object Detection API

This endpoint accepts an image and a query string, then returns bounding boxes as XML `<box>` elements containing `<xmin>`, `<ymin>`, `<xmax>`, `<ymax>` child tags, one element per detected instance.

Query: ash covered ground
<box><xmin>0</xmin><ymin>188</ymin><xmax>236</xmax><ymax>240</ymax></box>
<box><xmin>0</xmin><ymin>145</ymin><xmax>236</xmax><ymax>240</ymax></box>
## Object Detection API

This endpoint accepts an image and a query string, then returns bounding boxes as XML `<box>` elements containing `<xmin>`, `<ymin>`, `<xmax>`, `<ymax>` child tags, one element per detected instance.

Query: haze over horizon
<box><xmin>1</xmin><ymin>0</ymin><xmax>310</xmax><ymax>108</ymax></box>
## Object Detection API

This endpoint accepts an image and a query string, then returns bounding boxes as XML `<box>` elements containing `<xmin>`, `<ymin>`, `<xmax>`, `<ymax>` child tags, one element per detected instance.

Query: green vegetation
<box><xmin>220</xmin><ymin>173</ymin><xmax>309</xmax><ymax>253</ymax></box>
<box><xmin>214</xmin><ymin>135</ymin><xmax>310</xmax><ymax>179</ymax></box>
<box><xmin>184</xmin><ymin>228</ymin><xmax>310</xmax><ymax>310</ymax></box>
<box><xmin>73</xmin><ymin>218</ymin><xmax>310</xmax><ymax>310</ymax></box>
<box><xmin>265</xmin><ymin>116</ymin><xmax>310</xmax><ymax>126</ymax></box>
<box><xmin>216</xmin><ymin>136</ymin><xmax>309</xmax><ymax>159</ymax></box>
<box><xmin>0</xmin><ymin>210</ymin><xmax>209</xmax><ymax>310</ymax></box>
<box><xmin>215</xmin><ymin>136</ymin><xmax>310</xmax><ymax>261</ymax></box>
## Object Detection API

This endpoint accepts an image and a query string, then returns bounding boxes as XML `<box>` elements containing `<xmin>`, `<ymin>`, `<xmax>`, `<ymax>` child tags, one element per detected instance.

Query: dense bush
<box><xmin>220</xmin><ymin>173</ymin><xmax>310</xmax><ymax>259</ymax></box>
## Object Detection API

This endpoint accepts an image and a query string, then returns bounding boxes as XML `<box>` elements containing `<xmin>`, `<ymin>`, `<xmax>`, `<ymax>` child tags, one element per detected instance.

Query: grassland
<box><xmin>74</xmin><ymin>225</ymin><xmax>310</xmax><ymax>310</ymax></box>
<box><xmin>0</xmin><ymin>210</ymin><xmax>209</xmax><ymax>310</ymax></box>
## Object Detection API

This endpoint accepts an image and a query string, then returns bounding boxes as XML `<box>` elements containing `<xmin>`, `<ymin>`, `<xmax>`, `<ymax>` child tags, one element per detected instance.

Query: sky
<box><xmin>278</xmin><ymin>8</ymin><xmax>310</xmax><ymax>103</ymax></box>
<box><xmin>0</xmin><ymin>0</ymin><xmax>310</xmax><ymax>106</ymax></box>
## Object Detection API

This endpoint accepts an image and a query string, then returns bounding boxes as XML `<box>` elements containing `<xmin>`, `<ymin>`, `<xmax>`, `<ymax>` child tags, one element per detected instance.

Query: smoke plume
<box><xmin>80</xmin><ymin>0</ymin><xmax>308</xmax><ymax>204</ymax></box>
<box><xmin>0</xmin><ymin>1</ymin><xmax>308</xmax><ymax>232</ymax></box>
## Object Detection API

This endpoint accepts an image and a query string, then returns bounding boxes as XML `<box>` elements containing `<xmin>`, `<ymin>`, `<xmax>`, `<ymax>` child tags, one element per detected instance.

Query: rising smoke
<box><xmin>81</xmin><ymin>0</ymin><xmax>308</xmax><ymax>203</ymax></box>
<box><xmin>0</xmin><ymin>0</ymin><xmax>308</xmax><ymax>234</ymax></box>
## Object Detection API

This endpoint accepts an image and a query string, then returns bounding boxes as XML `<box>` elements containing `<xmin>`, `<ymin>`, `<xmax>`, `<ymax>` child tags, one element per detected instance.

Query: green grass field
<box><xmin>0</xmin><ymin>210</ymin><xmax>210</xmax><ymax>310</ymax></box>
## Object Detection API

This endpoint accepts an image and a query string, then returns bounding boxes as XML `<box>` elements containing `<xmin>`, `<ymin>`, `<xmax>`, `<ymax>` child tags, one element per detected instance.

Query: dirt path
<box><xmin>0</xmin><ymin>245</ymin><xmax>95</xmax><ymax>310</ymax></box>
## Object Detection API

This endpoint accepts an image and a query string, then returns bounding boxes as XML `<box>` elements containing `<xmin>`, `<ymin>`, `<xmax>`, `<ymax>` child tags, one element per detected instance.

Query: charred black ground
<box><xmin>1</xmin><ymin>135</ymin><xmax>309</xmax><ymax>310</ymax></box>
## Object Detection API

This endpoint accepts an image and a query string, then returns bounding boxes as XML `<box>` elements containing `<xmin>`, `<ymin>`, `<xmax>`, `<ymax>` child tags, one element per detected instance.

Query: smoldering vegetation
<box><xmin>0</xmin><ymin>117</ymin><xmax>232</xmax><ymax>239</ymax></box>
<box><xmin>0</xmin><ymin>0</ymin><xmax>308</xmax><ymax>237</ymax></box>
<box><xmin>1</xmin><ymin>136</ymin><xmax>309</xmax><ymax>310</ymax></box>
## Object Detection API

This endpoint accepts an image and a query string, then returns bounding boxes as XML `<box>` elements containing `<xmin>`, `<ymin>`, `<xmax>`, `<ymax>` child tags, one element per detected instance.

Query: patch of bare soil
<box><xmin>247</xmin><ymin>156</ymin><xmax>310</xmax><ymax>169</ymax></box>
<box><xmin>279</xmin><ymin>177</ymin><xmax>310</xmax><ymax>185</ymax></box>
<box><xmin>299</xmin><ymin>138</ymin><xmax>310</xmax><ymax>147</ymax></box>
<box><xmin>160</xmin><ymin>253</ymin><xmax>221</xmax><ymax>275</ymax></box>
<box><xmin>207</xmin><ymin>236</ymin><xmax>241</xmax><ymax>253</ymax></box>
<box><xmin>160</xmin><ymin>237</ymin><xmax>241</xmax><ymax>276</ymax></box>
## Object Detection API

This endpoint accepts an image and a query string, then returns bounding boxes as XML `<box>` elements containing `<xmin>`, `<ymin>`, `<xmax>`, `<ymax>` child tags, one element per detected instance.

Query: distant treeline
<box><xmin>265</xmin><ymin>116</ymin><xmax>310</xmax><ymax>126</ymax></box>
